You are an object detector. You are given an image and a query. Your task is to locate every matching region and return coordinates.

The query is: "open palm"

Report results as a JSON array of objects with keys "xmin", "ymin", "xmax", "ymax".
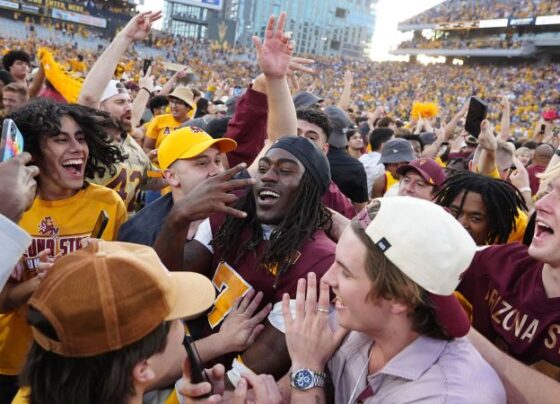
[{"xmin": 253, "ymin": 12, "xmax": 293, "ymax": 79}]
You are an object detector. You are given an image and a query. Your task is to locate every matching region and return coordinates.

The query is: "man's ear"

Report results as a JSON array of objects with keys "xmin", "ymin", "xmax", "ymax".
[
  {"xmin": 163, "ymin": 169, "xmax": 180, "ymax": 187},
  {"xmin": 390, "ymin": 300, "xmax": 410, "ymax": 316},
  {"xmin": 323, "ymin": 143, "xmax": 330, "ymax": 154},
  {"xmin": 132, "ymin": 359, "xmax": 156, "ymax": 385}
]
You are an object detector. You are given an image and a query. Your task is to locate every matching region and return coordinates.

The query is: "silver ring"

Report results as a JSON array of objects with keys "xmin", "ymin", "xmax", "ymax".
[{"xmin": 317, "ymin": 307, "xmax": 329, "ymax": 314}]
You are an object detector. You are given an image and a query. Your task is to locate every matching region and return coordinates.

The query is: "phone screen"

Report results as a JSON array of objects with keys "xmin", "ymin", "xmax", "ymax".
[
  {"xmin": 183, "ymin": 334, "xmax": 211, "ymax": 397},
  {"xmin": 464, "ymin": 97, "xmax": 488, "ymax": 138},
  {"xmin": 91, "ymin": 210, "xmax": 109, "ymax": 239},
  {"xmin": 142, "ymin": 59, "xmax": 152, "ymax": 76},
  {"xmin": 1, "ymin": 119, "xmax": 25, "ymax": 162}
]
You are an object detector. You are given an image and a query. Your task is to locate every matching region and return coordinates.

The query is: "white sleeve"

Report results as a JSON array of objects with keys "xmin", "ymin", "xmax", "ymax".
[
  {"xmin": 0, "ymin": 214, "xmax": 31, "ymax": 290},
  {"xmin": 193, "ymin": 218, "xmax": 214, "ymax": 254}
]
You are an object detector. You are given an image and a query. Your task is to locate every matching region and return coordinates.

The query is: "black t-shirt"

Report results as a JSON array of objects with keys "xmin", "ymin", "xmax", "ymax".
[{"xmin": 327, "ymin": 147, "xmax": 368, "ymax": 203}]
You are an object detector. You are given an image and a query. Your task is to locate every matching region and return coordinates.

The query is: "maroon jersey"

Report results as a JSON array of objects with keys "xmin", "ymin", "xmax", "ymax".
[
  {"xmin": 458, "ymin": 243, "xmax": 560, "ymax": 380},
  {"xmin": 204, "ymin": 213, "xmax": 336, "ymax": 330}
]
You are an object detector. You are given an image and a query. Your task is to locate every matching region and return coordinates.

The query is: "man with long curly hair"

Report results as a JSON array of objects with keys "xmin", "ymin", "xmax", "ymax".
[{"xmin": 0, "ymin": 98, "xmax": 126, "ymax": 402}]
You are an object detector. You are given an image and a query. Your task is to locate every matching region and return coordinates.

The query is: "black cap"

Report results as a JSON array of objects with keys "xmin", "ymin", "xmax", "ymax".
[
  {"xmin": 324, "ymin": 106, "xmax": 353, "ymax": 148},
  {"xmin": 293, "ymin": 91, "xmax": 323, "ymax": 109},
  {"xmin": 269, "ymin": 137, "xmax": 331, "ymax": 195}
]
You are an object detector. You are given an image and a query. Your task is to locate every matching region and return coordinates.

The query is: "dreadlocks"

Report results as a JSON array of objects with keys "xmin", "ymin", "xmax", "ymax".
[
  {"xmin": 9, "ymin": 98, "xmax": 126, "ymax": 179},
  {"xmin": 212, "ymin": 170, "xmax": 332, "ymax": 288},
  {"xmin": 435, "ymin": 171, "xmax": 527, "ymax": 244}
]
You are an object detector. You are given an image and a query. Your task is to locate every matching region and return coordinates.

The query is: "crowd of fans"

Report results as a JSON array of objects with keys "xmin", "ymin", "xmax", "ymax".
[
  {"xmin": 1, "ymin": 20, "xmax": 559, "ymax": 136},
  {"xmin": 403, "ymin": 0, "xmax": 560, "ymax": 25},
  {"xmin": 397, "ymin": 35, "xmax": 525, "ymax": 50},
  {"xmin": 1, "ymin": 7, "xmax": 560, "ymax": 404}
]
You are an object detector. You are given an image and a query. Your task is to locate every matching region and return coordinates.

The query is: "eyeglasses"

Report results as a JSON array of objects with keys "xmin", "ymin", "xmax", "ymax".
[{"xmin": 169, "ymin": 99, "xmax": 189, "ymax": 107}]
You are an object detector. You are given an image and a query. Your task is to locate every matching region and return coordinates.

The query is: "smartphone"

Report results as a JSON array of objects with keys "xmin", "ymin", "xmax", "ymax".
[
  {"xmin": 183, "ymin": 334, "xmax": 211, "ymax": 397},
  {"xmin": 91, "ymin": 210, "xmax": 109, "ymax": 239},
  {"xmin": 1, "ymin": 119, "xmax": 24, "ymax": 162},
  {"xmin": 464, "ymin": 97, "xmax": 488, "ymax": 138},
  {"xmin": 142, "ymin": 59, "xmax": 152, "ymax": 76},
  {"xmin": 540, "ymin": 124, "xmax": 546, "ymax": 135}
]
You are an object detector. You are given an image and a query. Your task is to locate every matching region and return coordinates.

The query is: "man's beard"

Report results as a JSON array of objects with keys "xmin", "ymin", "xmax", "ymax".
[{"xmin": 117, "ymin": 117, "xmax": 132, "ymax": 132}]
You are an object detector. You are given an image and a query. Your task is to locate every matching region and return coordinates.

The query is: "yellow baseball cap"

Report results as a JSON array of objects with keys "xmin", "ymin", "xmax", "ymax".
[{"xmin": 158, "ymin": 126, "xmax": 237, "ymax": 170}]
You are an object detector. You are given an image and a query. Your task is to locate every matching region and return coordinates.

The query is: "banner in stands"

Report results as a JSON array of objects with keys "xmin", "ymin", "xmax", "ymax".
[
  {"xmin": 479, "ymin": 18, "xmax": 509, "ymax": 28},
  {"xmin": 172, "ymin": 0, "xmax": 223, "ymax": 11},
  {"xmin": 0, "ymin": 0, "xmax": 18, "ymax": 10},
  {"xmin": 46, "ymin": 0, "xmax": 86, "ymax": 13},
  {"xmin": 435, "ymin": 20, "xmax": 480, "ymax": 30},
  {"xmin": 509, "ymin": 17, "xmax": 534, "ymax": 26},
  {"xmin": 206, "ymin": 15, "xmax": 236, "ymax": 46},
  {"xmin": 51, "ymin": 7, "xmax": 107, "ymax": 28},
  {"xmin": 536, "ymin": 15, "xmax": 560, "ymax": 25},
  {"xmin": 20, "ymin": 4, "xmax": 40, "ymax": 13}
]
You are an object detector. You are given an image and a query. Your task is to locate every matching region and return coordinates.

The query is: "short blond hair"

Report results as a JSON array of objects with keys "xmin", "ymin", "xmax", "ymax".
[
  {"xmin": 538, "ymin": 161, "xmax": 560, "ymax": 190},
  {"xmin": 3, "ymin": 82, "xmax": 29, "ymax": 101}
]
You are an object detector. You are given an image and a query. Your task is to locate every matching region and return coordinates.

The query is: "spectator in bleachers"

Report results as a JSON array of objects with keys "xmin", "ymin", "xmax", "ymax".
[
  {"xmin": 1, "ymin": 82, "xmax": 28, "ymax": 115},
  {"xmin": 2, "ymin": 50, "xmax": 30, "ymax": 86}
]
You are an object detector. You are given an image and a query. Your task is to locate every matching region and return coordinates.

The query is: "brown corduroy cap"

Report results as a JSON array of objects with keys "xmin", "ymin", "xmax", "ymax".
[{"xmin": 28, "ymin": 241, "xmax": 215, "ymax": 357}]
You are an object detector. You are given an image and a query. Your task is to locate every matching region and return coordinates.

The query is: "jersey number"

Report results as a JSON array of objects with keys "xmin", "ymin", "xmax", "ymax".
[
  {"xmin": 106, "ymin": 168, "xmax": 142, "ymax": 211},
  {"xmin": 207, "ymin": 262, "xmax": 252, "ymax": 329}
]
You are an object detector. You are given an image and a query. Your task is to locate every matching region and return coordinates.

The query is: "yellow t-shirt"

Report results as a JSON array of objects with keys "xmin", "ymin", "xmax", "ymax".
[
  {"xmin": 385, "ymin": 171, "xmax": 399, "ymax": 193},
  {"xmin": 507, "ymin": 209, "xmax": 529, "ymax": 243},
  {"xmin": 68, "ymin": 59, "xmax": 86, "ymax": 73},
  {"xmin": 0, "ymin": 183, "xmax": 126, "ymax": 376},
  {"xmin": 91, "ymin": 134, "xmax": 157, "ymax": 213},
  {"xmin": 145, "ymin": 114, "xmax": 183, "ymax": 149}
]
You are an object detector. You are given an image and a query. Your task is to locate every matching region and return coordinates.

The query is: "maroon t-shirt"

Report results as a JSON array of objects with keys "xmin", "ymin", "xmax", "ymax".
[
  {"xmin": 458, "ymin": 243, "xmax": 560, "ymax": 380},
  {"xmin": 322, "ymin": 181, "xmax": 356, "ymax": 219},
  {"xmin": 527, "ymin": 164, "xmax": 546, "ymax": 196}
]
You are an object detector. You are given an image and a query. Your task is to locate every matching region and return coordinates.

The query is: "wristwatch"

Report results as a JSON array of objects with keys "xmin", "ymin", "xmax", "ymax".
[{"xmin": 290, "ymin": 368, "xmax": 327, "ymax": 391}]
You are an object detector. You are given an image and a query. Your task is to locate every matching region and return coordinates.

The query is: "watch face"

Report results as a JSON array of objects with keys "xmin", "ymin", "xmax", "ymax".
[{"xmin": 294, "ymin": 369, "xmax": 313, "ymax": 389}]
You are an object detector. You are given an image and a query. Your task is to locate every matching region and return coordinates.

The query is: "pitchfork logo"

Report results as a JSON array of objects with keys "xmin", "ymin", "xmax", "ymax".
[{"xmin": 38, "ymin": 216, "xmax": 59, "ymax": 236}]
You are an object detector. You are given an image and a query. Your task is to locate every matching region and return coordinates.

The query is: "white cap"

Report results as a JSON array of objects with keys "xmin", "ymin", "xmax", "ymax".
[
  {"xmin": 100, "ymin": 80, "xmax": 128, "ymax": 103},
  {"xmin": 364, "ymin": 197, "xmax": 476, "ymax": 295}
]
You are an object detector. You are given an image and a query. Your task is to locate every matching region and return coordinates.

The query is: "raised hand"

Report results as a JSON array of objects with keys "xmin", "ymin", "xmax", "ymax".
[
  {"xmin": 509, "ymin": 156, "xmax": 530, "ymax": 192},
  {"xmin": 217, "ymin": 289, "xmax": 272, "ymax": 353},
  {"xmin": 282, "ymin": 272, "xmax": 348, "ymax": 372},
  {"xmin": 138, "ymin": 65, "xmax": 154, "ymax": 93},
  {"xmin": 120, "ymin": 11, "xmax": 162, "ymax": 42},
  {"xmin": 478, "ymin": 120, "xmax": 497, "ymax": 151},
  {"xmin": 343, "ymin": 69, "xmax": 353, "ymax": 85},
  {"xmin": 0, "ymin": 152, "xmax": 39, "ymax": 223},
  {"xmin": 170, "ymin": 163, "xmax": 256, "ymax": 223},
  {"xmin": 175, "ymin": 360, "xmax": 224, "ymax": 403},
  {"xmin": 252, "ymin": 12, "xmax": 293, "ymax": 79}
]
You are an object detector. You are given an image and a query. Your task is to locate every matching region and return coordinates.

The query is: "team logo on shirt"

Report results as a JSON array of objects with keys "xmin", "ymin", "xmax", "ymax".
[{"xmin": 38, "ymin": 216, "xmax": 59, "ymax": 236}]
